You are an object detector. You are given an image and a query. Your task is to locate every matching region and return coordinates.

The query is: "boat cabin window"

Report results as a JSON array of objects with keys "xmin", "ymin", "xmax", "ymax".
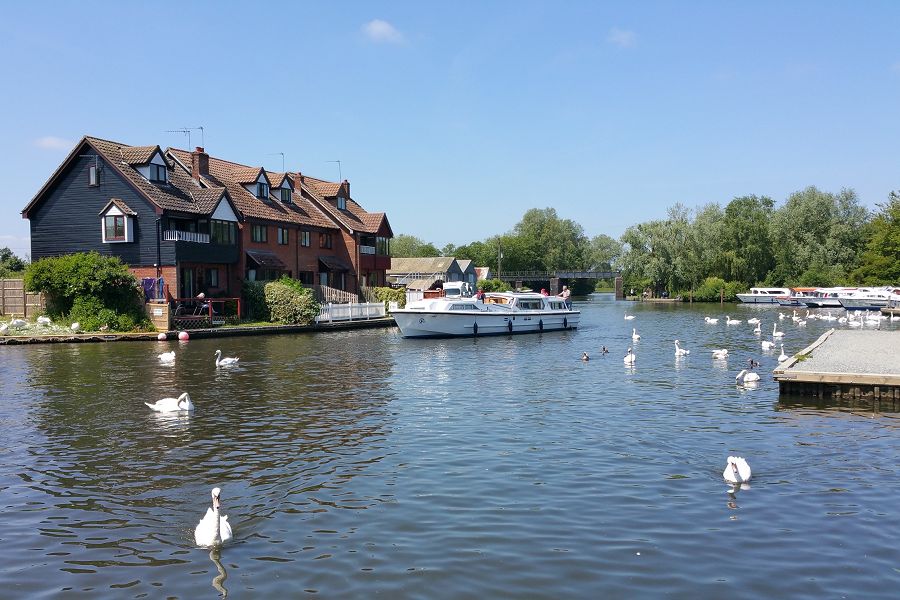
[
  {"xmin": 549, "ymin": 301, "xmax": 566, "ymax": 310},
  {"xmin": 516, "ymin": 300, "xmax": 544, "ymax": 310},
  {"xmin": 449, "ymin": 304, "xmax": 479, "ymax": 311},
  {"xmin": 485, "ymin": 296, "xmax": 510, "ymax": 304}
]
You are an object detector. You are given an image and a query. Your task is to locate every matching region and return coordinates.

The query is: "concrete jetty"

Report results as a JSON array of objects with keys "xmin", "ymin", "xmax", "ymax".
[{"xmin": 774, "ymin": 329, "xmax": 900, "ymax": 403}]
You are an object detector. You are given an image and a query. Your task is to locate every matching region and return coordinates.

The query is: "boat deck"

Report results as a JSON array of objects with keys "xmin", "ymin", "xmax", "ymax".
[{"xmin": 774, "ymin": 329, "xmax": 900, "ymax": 404}]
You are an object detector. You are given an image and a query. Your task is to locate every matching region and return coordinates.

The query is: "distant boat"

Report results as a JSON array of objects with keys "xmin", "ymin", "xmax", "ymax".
[
  {"xmin": 776, "ymin": 287, "xmax": 818, "ymax": 307},
  {"xmin": 736, "ymin": 287, "xmax": 791, "ymax": 304},
  {"xmin": 393, "ymin": 292, "xmax": 580, "ymax": 338},
  {"xmin": 837, "ymin": 287, "xmax": 898, "ymax": 311}
]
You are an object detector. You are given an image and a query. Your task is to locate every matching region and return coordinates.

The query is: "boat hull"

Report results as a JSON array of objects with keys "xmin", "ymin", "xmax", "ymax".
[
  {"xmin": 736, "ymin": 294, "xmax": 783, "ymax": 304},
  {"xmin": 393, "ymin": 310, "xmax": 580, "ymax": 338}
]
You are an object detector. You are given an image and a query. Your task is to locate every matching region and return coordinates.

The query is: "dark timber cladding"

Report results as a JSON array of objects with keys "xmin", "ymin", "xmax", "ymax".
[{"xmin": 774, "ymin": 329, "xmax": 900, "ymax": 404}]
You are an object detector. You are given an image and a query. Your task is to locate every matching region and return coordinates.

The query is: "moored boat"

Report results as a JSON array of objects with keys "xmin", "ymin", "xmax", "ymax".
[
  {"xmin": 736, "ymin": 287, "xmax": 791, "ymax": 304},
  {"xmin": 801, "ymin": 287, "xmax": 857, "ymax": 308},
  {"xmin": 392, "ymin": 291, "xmax": 580, "ymax": 338},
  {"xmin": 776, "ymin": 287, "xmax": 818, "ymax": 307},
  {"xmin": 837, "ymin": 287, "xmax": 899, "ymax": 310}
]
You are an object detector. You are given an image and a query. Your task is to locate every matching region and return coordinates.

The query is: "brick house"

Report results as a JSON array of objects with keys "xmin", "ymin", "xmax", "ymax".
[{"xmin": 22, "ymin": 135, "xmax": 393, "ymax": 304}]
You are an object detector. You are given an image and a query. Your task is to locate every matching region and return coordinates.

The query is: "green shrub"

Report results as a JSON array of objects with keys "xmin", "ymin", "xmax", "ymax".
[
  {"xmin": 66, "ymin": 295, "xmax": 147, "ymax": 332},
  {"xmin": 373, "ymin": 286, "xmax": 405, "ymax": 310},
  {"xmin": 693, "ymin": 277, "xmax": 746, "ymax": 302},
  {"xmin": 477, "ymin": 278, "xmax": 511, "ymax": 292},
  {"xmin": 242, "ymin": 281, "xmax": 269, "ymax": 321},
  {"xmin": 264, "ymin": 280, "xmax": 319, "ymax": 324},
  {"xmin": 25, "ymin": 252, "xmax": 141, "ymax": 316}
]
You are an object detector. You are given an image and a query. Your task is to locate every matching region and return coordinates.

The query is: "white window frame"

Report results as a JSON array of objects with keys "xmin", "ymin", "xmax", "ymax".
[{"xmin": 100, "ymin": 206, "xmax": 134, "ymax": 243}]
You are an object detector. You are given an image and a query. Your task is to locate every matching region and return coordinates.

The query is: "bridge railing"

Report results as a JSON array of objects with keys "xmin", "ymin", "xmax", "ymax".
[{"xmin": 495, "ymin": 271, "xmax": 621, "ymax": 281}]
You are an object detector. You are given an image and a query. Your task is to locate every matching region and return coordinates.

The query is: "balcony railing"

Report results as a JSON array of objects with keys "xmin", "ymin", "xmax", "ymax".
[
  {"xmin": 359, "ymin": 245, "xmax": 376, "ymax": 255},
  {"xmin": 163, "ymin": 230, "xmax": 210, "ymax": 243}
]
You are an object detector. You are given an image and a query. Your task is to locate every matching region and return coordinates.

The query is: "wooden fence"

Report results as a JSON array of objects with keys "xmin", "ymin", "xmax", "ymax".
[{"xmin": 0, "ymin": 279, "xmax": 44, "ymax": 317}]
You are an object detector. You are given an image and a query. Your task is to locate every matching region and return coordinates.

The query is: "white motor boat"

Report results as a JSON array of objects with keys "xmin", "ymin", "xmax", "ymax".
[
  {"xmin": 800, "ymin": 287, "xmax": 857, "ymax": 308},
  {"xmin": 837, "ymin": 287, "xmax": 898, "ymax": 310},
  {"xmin": 736, "ymin": 287, "xmax": 791, "ymax": 304},
  {"xmin": 392, "ymin": 292, "xmax": 580, "ymax": 338}
]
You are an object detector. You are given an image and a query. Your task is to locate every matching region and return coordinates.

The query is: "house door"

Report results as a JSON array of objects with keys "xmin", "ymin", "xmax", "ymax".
[{"xmin": 180, "ymin": 267, "xmax": 195, "ymax": 298}]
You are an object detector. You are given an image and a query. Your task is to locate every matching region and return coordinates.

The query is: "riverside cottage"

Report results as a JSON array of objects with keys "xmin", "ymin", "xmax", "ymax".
[{"xmin": 22, "ymin": 136, "xmax": 393, "ymax": 309}]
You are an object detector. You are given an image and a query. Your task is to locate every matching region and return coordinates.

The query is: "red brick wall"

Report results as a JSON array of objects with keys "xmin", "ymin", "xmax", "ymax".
[{"xmin": 130, "ymin": 265, "xmax": 177, "ymax": 300}]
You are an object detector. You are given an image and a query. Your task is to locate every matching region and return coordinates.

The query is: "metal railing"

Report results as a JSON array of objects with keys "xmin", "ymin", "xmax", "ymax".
[
  {"xmin": 163, "ymin": 230, "xmax": 210, "ymax": 243},
  {"xmin": 359, "ymin": 245, "xmax": 376, "ymax": 255},
  {"xmin": 315, "ymin": 302, "xmax": 386, "ymax": 323}
]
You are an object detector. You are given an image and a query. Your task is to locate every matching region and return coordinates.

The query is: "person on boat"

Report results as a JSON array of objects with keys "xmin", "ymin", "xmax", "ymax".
[
  {"xmin": 540, "ymin": 288, "xmax": 549, "ymax": 296},
  {"xmin": 475, "ymin": 288, "xmax": 485, "ymax": 302},
  {"xmin": 559, "ymin": 285, "xmax": 571, "ymax": 308}
]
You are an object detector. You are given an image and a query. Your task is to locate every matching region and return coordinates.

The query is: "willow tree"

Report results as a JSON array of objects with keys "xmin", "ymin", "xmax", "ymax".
[
  {"xmin": 853, "ymin": 191, "xmax": 900, "ymax": 284},
  {"xmin": 720, "ymin": 195, "xmax": 775, "ymax": 286}
]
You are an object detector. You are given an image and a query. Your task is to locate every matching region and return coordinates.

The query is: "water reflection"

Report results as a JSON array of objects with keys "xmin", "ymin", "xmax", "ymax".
[{"xmin": 209, "ymin": 547, "xmax": 228, "ymax": 597}]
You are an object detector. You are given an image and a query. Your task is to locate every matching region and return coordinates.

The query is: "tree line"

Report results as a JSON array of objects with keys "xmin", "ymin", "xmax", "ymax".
[{"xmin": 393, "ymin": 186, "xmax": 900, "ymax": 296}]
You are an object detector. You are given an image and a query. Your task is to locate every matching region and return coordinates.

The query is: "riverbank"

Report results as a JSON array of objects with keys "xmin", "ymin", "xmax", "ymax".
[{"xmin": 0, "ymin": 316, "xmax": 396, "ymax": 344}]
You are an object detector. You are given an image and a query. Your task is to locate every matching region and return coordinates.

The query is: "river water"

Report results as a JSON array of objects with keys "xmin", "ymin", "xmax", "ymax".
[{"xmin": 2, "ymin": 295, "xmax": 899, "ymax": 598}]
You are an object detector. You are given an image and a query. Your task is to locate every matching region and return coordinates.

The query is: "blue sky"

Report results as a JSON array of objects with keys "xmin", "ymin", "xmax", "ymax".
[{"xmin": 2, "ymin": 1, "xmax": 898, "ymax": 258}]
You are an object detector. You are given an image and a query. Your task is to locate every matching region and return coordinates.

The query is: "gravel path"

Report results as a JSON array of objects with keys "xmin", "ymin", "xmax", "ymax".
[{"xmin": 788, "ymin": 329, "xmax": 900, "ymax": 375}]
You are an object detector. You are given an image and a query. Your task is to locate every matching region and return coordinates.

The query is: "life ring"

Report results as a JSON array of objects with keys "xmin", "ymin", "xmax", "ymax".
[
  {"xmin": 508, "ymin": 320, "xmax": 513, "ymax": 333},
  {"xmin": 563, "ymin": 317, "xmax": 568, "ymax": 329},
  {"xmin": 539, "ymin": 319, "xmax": 544, "ymax": 331},
  {"xmin": 473, "ymin": 322, "xmax": 478, "ymax": 337}
]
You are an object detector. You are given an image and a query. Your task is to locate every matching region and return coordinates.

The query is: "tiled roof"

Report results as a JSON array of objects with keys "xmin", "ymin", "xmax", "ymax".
[
  {"xmin": 298, "ymin": 175, "xmax": 387, "ymax": 234},
  {"xmin": 85, "ymin": 136, "xmax": 225, "ymax": 216},
  {"xmin": 303, "ymin": 175, "xmax": 342, "ymax": 197},
  {"xmin": 387, "ymin": 257, "xmax": 457, "ymax": 275},
  {"xmin": 167, "ymin": 149, "xmax": 338, "ymax": 229},
  {"xmin": 120, "ymin": 145, "xmax": 160, "ymax": 165},
  {"xmin": 98, "ymin": 197, "xmax": 138, "ymax": 216}
]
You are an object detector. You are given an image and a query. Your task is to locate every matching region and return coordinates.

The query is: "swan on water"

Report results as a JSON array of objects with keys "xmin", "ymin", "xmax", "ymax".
[
  {"xmin": 791, "ymin": 310, "xmax": 801, "ymax": 322},
  {"xmin": 778, "ymin": 344, "xmax": 788, "ymax": 362},
  {"xmin": 704, "ymin": 316, "xmax": 719, "ymax": 324},
  {"xmin": 735, "ymin": 369, "xmax": 761, "ymax": 384},
  {"xmin": 753, "ymin": 321, "xmax": 762, "ymax": 334},
  {"xmin": 711, "ymin": 349, "xmax": 729, "ymax": 359},
  {"xmin": 674, "ymin": 340, "xmax": 690, "ymax": 356},
  {"xmin": 144, "ymin": 392, "xmax": 194, "ymax": 412},
  {"xmin": 797, "ymin": 319, "xmax": 807, "ymax": 327},
  {"xmin": 215, "ymin": 349, "xmax": 240, "ymax": 367},
  {"xmin": 158, "ymin": 350, "xmax": 176, "ymax": 363},
  {"xmin": 624, "ymin": 313, "xmax": 635, "ymax": 320},
  {"xmin": 747, "ymin": 318, "xmax": 761, "ymax": 325},
  {"xmin": 723, "ymin": 456, "xmax": 752, "ymax": 483},
  {"xmin": 778, "ymin": 313, "xmax": 786, "ymax": 320},
  {"xmin": 624, "ymin": 347, "xmax": 636, "ymax": 364},
  {"xmin": 772, "ymin": 323, "xmax": 784, "ymax": 338},
  {"xmin": 761, "ymin": 340, "xmax": 775, "ymax": 350},
  {"xmin": 195, "ymin": 487, "xmax": 233, "ymax": 547},
  {"xmin": 725, "ymin": 316, "xmax": 741, "ymax": 325},
  {"xmin": 632, "ymin": 328, "xmax": 641, "ymax": 341}
]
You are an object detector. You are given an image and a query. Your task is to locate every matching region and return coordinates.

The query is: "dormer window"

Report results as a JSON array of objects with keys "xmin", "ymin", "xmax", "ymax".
[
  {"xmin": 336, "ymin": 196, "xmax": 346, "ymax": 210},
  {"xmin": 280, "ymin": 188, "xmax": 292, "ymax": 204},
  {"xmin": 257, "ymin": 182, "xmax": 270, "ymax": 199},
  {"xmin": 149, "ymin": 163, "xmax": 167, "ymax": 183},
  {"xmin": 99, "ymin": 200, "xmax": 135, "ymax": 243},
  {"xmin": 104, "ymin": 215, "xmax": 126, "ymax": 241}
]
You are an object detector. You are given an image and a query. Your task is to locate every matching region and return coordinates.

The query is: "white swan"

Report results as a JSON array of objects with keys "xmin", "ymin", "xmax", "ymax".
[
  {"xmin": 778, "ymin": 312, "xmax": 786, "ymax": 320},
  {"xmin": 711, "ymin": 349, "xmax": 729, "ymax": 359},
  {"xmin": 632, "ymin": 328, "xmax": 641, "ymax": 341},
  {"xmin": 753, "ymin": 321, "xmax": 762, "ymax": 334},
  {"xmin": 723, "ymin": 456, "xmax": 751, "ymax": 483},
  {"xmin": 624, "ymin": 313, "xmax": 635, "ymax": 320},
  {"xmin": 797, "ymin": 319, "xmax": 807, "ymax": 327},
  {"xmin": 144, "ymin": 392, "xmax": 194, "ymax": 412},
  {"xmin": 215, "ymin": 349, "xmax": 240, "ymax": 367},
  {"xmin": 735, "ymin": 369, "xmax": 761, "ymax": 384},
  {"xmin": 0, "ymin": 323, "xmax": 7, "ymax": 335},
  {"xmin": 726, "ymin": 315, "xmax": 741, "ymax": 325},
  {"xmin": 772, "ymin": 323, "xmax": 784, "ymax": 338},
  {"xmin": 761, "ymin": 340, "xmax": 775, "ymax": 350},
  {"xmin": 674, "ymin": 340, "xmax": 690, "ymax": 356},
  {"xmin": 70, "ymin": 322, "xmax": 81, "ymax": 332},
  {"xmin": 704, "ymin": 316, "xmax": 719, "ymax": 324},
  {"xmin": 778, "ymin": 344, "xmax": 788, "ymax": 362},
  {"xmin": 791, "ymin": 310, "xmax": 800, "ymax": 322},
  {"xmin": 37, "ymin": 316, "xmax": 52, "ymax": 325},
  {"xmin": 195, "ymin": 487, "xmax": 233, "ymax": 547},
  {"xmin": 747, "ymin": 317, "xmax": 761, "ymax": 324},
  {"xmin": 623, "ymin": 347, "xmax": 635, "ymax": 364},
  {"xmin": 10, "ymin": 318, "xmax": 27, "ymax": 328},
  {"xmin": 158, "ymin": 350, "xmax": 176, "ymax": 363}
]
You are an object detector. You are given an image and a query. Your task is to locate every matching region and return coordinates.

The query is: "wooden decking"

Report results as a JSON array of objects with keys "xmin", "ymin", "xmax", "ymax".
[{"xmin": 774, "ymin": 328, "xmax": 900, "ymax": 401}]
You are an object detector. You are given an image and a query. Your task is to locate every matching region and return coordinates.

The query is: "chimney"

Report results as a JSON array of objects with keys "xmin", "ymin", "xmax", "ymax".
[
  {"xmin": 342, "ymin": 179, "xmax": 349, "ymax": 197},
  {"xmin": 191, "ymin": 146, "xmax": 209, "ymax": 180}
]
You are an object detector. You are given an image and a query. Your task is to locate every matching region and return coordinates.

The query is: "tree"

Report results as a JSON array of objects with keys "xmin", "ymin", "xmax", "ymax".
[
  {"xmin": 852, "ymin": 191, "xmax": 900, "ymax": 284},
  {"xmin": 510, "ymin": 208, "xmax": 589, "ymax": 271},
  {"xmin": 587, "ymin": 234, "xmax": 622, "ymax": 271},
  {"xmin": 720, "ymin": 195, "xmax": 775, "ymax": 286},
  {"xmin": 0, "ymin": 247, "xmax": 26, "ymax": 278},
  {"xmin": 390, "ymin": 234, "xmax": 440, "ymax": 257}
]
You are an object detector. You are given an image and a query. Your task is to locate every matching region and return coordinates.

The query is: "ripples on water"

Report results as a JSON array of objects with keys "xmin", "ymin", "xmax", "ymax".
[{"xmin": 1, "ymin": 297, "xmax": 899, "ymax": 598}]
